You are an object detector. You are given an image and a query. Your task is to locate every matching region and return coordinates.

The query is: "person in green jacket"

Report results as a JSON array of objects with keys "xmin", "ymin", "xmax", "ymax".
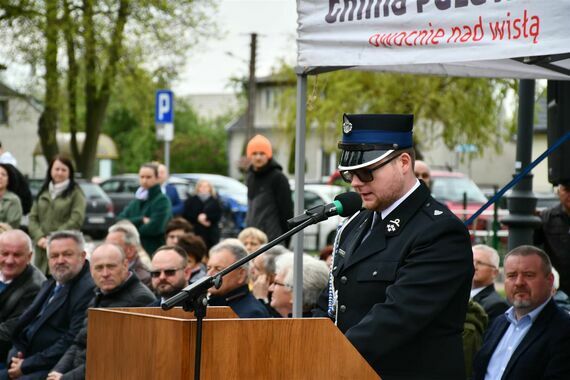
[
  {"xmin": 28, "ymin": 156, "xmax": 86, "ymax": 274},
  {"xmin": 0, "ymin": 164, "xmax": 23, "ymax": 228},
  {"xmin": 118, "ymin": 163, "xmax": 172, "ymax": 255}
]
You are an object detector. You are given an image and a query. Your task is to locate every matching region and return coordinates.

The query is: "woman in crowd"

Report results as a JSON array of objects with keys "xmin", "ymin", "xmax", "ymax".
[
  {"xmin": 269, "ymin": 252, "xmax": 329, "ymax": 318},
  {"xmin": 182, "ymin": 179, "xmax": 222, "ymax": 249},
  {"xmin": 237, "ymin": 227, "xmax": 268, "ymax": 254},
  {"xmin": 176, "ymin": 233, "xmax": 208, "ymax": 284},
  {"xmin": 28, "ymin": 156, "xmax": 86, "ymax": 273},
  {"xmin": 0, "ymin": 163, "xmax": 23, "ymax": 228}
]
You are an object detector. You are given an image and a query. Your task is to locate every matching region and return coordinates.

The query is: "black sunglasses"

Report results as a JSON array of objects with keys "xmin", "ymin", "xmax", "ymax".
[
  {"xmin": 149, "ymin": 268, "xmax": 185, "ymax": 278},
  {"xmin": 340, "ymin": 155, "xmax": 397, "ymax": 183}
]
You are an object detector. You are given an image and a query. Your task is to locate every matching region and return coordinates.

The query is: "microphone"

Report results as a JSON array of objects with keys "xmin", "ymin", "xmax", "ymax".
[{"xmin": 287, "ymin": 191, "xmax": 362, "ymax": 228}]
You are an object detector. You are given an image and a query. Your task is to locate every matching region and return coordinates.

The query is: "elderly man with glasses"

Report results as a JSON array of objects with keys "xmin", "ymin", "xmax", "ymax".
[
  {"xmin": 314, "ymin": 113, "xmax": 473, "ymax": 380},
  {"xmin": 471, "ymin": 244, "xmax": 509, "ymax": 326}
]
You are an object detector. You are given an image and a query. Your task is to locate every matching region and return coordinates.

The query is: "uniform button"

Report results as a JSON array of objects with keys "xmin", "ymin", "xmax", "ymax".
[
  {"xmin": 339, "ymin": 305, "xmax": 347, "ymax": 312},
  {"xmin": 340, "ymin": 276, "xmax": 348, "ymax": 284},
  {"xmin": 372, "ymin": 271, "xmax": 378, "ymax": 277},
  {"xmin": 426, "ymin": 202, "xmax": 431, "ymax": 207},
  {"xmin": 333, "ymin": 266, "xmax": 337, "ymax": 271}
]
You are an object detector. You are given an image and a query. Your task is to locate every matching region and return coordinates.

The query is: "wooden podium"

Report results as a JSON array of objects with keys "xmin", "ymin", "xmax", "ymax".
[{"xmin": 85, "ymin": 307, "xmax": 379, "ymax": 379}]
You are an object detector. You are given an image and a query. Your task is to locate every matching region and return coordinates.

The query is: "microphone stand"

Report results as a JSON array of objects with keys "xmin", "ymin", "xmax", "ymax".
[{"xmin": 162, "ymin": 216, "xmax": 320, "ymax": 380}]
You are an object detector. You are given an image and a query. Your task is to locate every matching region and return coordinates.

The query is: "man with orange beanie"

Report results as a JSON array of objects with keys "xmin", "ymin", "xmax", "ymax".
[{"xmin": 245, "ymin": 134, "xmax": 293, "ymax": 244}]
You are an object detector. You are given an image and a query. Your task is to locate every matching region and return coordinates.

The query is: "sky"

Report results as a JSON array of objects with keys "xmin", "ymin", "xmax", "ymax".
[
  {"xmin": 0, "ymin": 0, "xmax": 298, "ymax": 96},
  {"xmin": 175, "ymin": 0, "xmax": 298, "ymax": 95}
]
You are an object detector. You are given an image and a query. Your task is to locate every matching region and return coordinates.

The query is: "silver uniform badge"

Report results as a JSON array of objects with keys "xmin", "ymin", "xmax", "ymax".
[
  {"xmin": 386, "ymin": 218, "xmax": 400, "ymax": 233},
  {"xmin": 343, "ymin": 120, "xmax": 352, "ymax": 134}
]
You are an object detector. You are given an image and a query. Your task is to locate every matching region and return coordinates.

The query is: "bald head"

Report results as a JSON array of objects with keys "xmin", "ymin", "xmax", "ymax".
[{"xmin": 90, "ymin": 243, "xmax": 129, "ymax": 293}]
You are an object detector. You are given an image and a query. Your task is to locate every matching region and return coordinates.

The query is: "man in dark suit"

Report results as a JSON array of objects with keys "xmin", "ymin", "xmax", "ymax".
[
  {"xmin": 471, "ymin": 244, "xmax": 509, "ymax": 325},
  {"xmin": 2, "ymin": 231, "xmax": 94, "ymax": 379},
  {"xmin": 473, "ymin": 245, "xmax": 570, "ymax": 379},
  {"xmin": 315, "ymin": 114, "xmax": 473, "ymax": 379},
  {"xmin": 47, "ymin": 243, "xmax": 156, "ymax": 379},
  {"xmin": 0, "ymin": 230, "xmax": 46, "ymax": 365},
  {"xmin": 207, "ymin": 239, "xmax": 270, "ymax": 318}
]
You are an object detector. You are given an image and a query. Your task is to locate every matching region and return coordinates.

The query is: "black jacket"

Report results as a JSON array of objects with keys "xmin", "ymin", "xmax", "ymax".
[
  {"xmin": 52, "ymin": 272, "xmax": 156, "ymax": 380},
  {"xmin": 10, "ymin": 261, "xmax": 94, "ymax": 376},
  {"xmin": 534, "ymin": 204, "xmax": 570, "ymax": 294},
  {"xmin": 316, "ymin": 183, "xmax": 473, "ymax": 379},
  {"xmin": 0, "ymin": 265, "xmax": 46, "ymax": 362},
  {"xmin": 472, "ymin": 284, "xmax": 509, "ymax": 326},
  {"xmin": 473, "ymin": 299, "xmax": 570, "ymax": 380},
  {"xmin": 183, "ymin": 195, "xmax": 222, "ymax": 249},
  {"xmin": 245, "ymin": 159, "xmax": 293, "ymax": 242},
  {"xmin": 208, "ymin": 285, "xmax": 271, "ymax": 318}
]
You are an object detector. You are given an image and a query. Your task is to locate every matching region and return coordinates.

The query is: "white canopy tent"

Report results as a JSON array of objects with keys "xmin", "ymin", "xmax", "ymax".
[{"xmin": 290, "ymin": 0, "xmax": 570, "ymax": 316}]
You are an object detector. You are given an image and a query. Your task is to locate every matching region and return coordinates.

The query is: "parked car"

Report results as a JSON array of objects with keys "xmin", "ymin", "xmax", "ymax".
[
  {"xmin": 290, "ymin": 183, "xmax": 348, "ymax": 251},
  {"xmin": 77, "ymin": 180, "xmax": 115, "ymax": 239},
  {"xmin": 27, "ymin": 178, "xmax": 115, "ymax": 239},
  {"xmin": 172, "ymin": 173, "xmax": 248, "ymax": 237},
  {"xmin": 99, "ymin": 174, "xmax": 191, "ymax": 215},
  {"xmin": 430, "ymin": 170, "xmax": 507, "ymax": 241}
]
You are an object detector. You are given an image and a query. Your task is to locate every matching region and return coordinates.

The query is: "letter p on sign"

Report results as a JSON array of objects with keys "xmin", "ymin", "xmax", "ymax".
[{"xmin": 155, "ymin": 90, "xmax": 174, "ymax": 124}]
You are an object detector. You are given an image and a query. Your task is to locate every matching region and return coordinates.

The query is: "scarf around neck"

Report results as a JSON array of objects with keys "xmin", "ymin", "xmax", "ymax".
[{"xmin": 49, "ymin": 179, "xmax": 70, "ymax": 200}]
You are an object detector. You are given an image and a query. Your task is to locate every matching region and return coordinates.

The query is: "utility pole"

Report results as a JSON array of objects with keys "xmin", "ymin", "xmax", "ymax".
[{"xmin": 245, "ymin": 33, "xmax": 257, "ymax": 141}]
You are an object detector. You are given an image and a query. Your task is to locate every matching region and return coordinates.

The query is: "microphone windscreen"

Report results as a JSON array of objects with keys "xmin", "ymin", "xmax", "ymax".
[{"xmin": 334, "ymin": 191, "xmax": 362, "ymax": 217}]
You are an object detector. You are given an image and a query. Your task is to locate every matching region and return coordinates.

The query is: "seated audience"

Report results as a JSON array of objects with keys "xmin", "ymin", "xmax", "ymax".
[
  {"xmin": 47, "ymin": 243, "xmax": 155, "ymax": 379},
  {"xmin": 207, "ymin": 239, "xmax": 270, "ymax": 318},
  {"xmin": 0, "ymin": 164, "xmax": 23, "ymax": 229},
  {"xmin": 471, "ymin": 244, "xmax": 509, "ymax": 326},
  {"xmin": 176, "ymin": 234, "xmax": 207, "ymax": 284},
  {"xmin": 148, "ymin": 246, "xmax": 192, "ymax": 306},
  {"xmin": 237, "ymin": 227, "xmax": 267, "ymax": 254},
  {"xmin": 105, "ymin": 222, "xmax": 151, "ymax": 288},
  {"xmin": 463, "ymin": 299, "xmax": 488, "ymax": 380},
  {"xmin": 165, "ymin": 217, "xmax": 194, "ymax": 246},
  {"xmin": 552, "ymin": 267, "xmax": 570, "ymax": 313},
  {"xmin": 0, "ymin": 231, "xmax": 46, "ymax": 366},
  {"xmin": 250, "ymin": 245, "xmax": 288, "ymax": 317},
  {"xmin": 269, "ymin": 252, "xmax": 329, "ymax": 317},
  {"xmin": 3, "ymin": 231, "xmax": 94, "ymax": 379},
  {"xmin": 473, "ymin": 245, "xmax": 570, "ymax": 380}
]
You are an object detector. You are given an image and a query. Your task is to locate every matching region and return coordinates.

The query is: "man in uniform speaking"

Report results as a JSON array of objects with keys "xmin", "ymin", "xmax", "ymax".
[{"xmin": 316, "ymin": 114, "xmax": 473, "ymax": 379}]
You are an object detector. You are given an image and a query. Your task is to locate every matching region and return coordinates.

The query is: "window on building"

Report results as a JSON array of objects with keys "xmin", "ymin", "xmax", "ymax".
[{"xmin": 0, "ymin": 100, "xmax": 7, "ymax": 124}]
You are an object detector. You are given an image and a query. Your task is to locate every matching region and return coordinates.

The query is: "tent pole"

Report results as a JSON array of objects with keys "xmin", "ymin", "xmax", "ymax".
[
  {"xmin": 502, "ymin": 79, "xmax": 542, "ymax": 250},
  {"xmin": 292, "ymin": 72, "xmax": 307, "ymax": 317}
]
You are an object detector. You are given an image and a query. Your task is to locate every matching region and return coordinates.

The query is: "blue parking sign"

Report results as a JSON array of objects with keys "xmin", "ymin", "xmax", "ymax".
[{"xmin": 155, "ymin": 90, "xmax": 174, "ymax": 124}]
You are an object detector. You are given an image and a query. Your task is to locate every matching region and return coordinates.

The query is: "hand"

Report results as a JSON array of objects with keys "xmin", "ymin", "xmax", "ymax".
[
  {"xmin": 7, "ymin": 354, "xmax": 24, "ymax": 379},
  {"xmin": 142, "ymin": 216, "xmax": 150, "ymax": 224},
  {"xmin": 252, "ymin": 274, "xmax": 269, "ymax": 299},
  {"xmin": 37, "ymin": 237, "xmax": 47, "ymax": 249},
  {"xmin": 197, "ymin": 213, "xmax": 211, "ymax": 227},
  {"xmin": 47, "ymin": 371, "xmax": 63, "ymax": 380}
]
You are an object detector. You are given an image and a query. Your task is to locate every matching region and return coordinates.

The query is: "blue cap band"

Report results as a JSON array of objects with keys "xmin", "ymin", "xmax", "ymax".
[{"xmin": 342, "ymin": 130, "xmax": 413, "ymax": 147}]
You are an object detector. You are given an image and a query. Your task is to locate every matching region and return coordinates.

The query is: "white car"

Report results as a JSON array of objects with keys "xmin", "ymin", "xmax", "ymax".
[{"xmin": 291, "ymin": 183, "xmax": 349, "ymax": 251}]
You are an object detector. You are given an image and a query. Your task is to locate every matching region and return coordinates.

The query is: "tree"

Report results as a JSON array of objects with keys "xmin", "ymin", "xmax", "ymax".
[
  {"xmin": 0, "ymin": 0, "xmax": 215, "ymax": 178},
  {"xmin": 273, "ymin": 65, "xmax": 516, "ymax": 160}
]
